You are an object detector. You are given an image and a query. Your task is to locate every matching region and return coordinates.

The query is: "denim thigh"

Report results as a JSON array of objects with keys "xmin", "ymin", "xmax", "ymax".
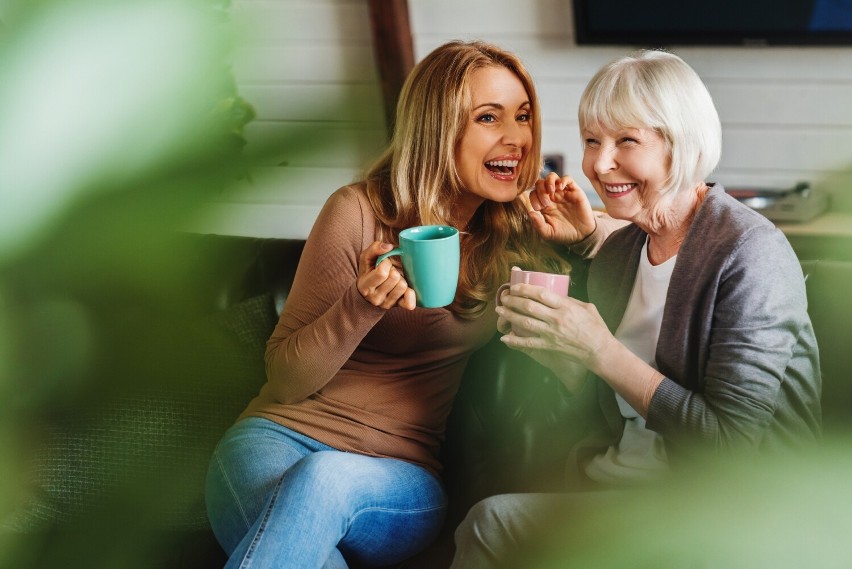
[
  {"xmin": 205, "ymin": 417, "xmax": 334, "ymax": 553},
  {"xmin": 206, "ymin": 417, "xmax": 448, "ymax": 567}
]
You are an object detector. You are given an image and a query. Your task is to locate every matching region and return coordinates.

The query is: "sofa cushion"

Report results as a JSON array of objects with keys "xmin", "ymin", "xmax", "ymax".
[
  {"xmin": 800, "ymin": 259, "xmax": 852, "ymax": 432},
  {"xmin": 10, "ymin": 293, "xmax": 278, "ymax": 533}
]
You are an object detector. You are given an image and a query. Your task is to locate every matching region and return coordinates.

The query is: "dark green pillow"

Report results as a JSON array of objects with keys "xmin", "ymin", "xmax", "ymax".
[{"xmin": 10, "ymin": 293, "xmax": 278, "ymax": 533}]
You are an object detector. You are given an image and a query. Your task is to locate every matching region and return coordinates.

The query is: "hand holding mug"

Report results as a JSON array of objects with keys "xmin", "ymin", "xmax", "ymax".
[
  {"xmin": 358, "ymin": 241, "xmax": 416, "ymax": 310},
  {"xmin": 496, "ymin": 268, "xmax": 570, "ymax": 336},
  {"xmin": 375, "ymin": 225, "xmax": 460, "ymax": 308},
  {"xmin": 498, "ymin": 280, "xmax": 614, "ymax": 375}
]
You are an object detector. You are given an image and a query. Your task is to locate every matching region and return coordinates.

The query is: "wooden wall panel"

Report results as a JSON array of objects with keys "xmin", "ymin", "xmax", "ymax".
[
  {"xmin": 193, "ymin": 0, "xmax": 390, "ymax": 237},
  {"xmin": 197, "ymin": 0, "xmax": 852, "ymax": 237},
  {"xmin": 231, "ymin": 0, "xmax": 375, "ymax": 43},
  {"xmin": 243, "ymin": 122, "xmax": 387, "ymax": 168},
  {"xmin": 240, "ymin": 84, "xmax": 384, "ymax": 123},
  {"xmin": 233, "ymin": 45, "xmax": 378, "ymax": 83},
  {"xmin": 410, "ymin": 0, "xmax": 852, "ymax": 209}
]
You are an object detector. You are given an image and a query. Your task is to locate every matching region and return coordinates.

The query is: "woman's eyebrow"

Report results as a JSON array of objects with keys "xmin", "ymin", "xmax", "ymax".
[
  {"xmin": 472, "ymin": 102, "xmax": 503, "ymax": 111},
  {"xmin": 472, "ymin": 101, "xmax": 531, "ymax": 111}
]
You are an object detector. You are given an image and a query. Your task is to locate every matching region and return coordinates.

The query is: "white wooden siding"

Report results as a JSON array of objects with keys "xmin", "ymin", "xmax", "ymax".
[
  {"xmin": 412, "ymin": 0, "xmax": 852, "ymax": 212},
  {"xmin": 194, "ymin": 0, "xmax": 852, "ymax": 237},
  {"xmin": 191, "ymin": 0, "xmax": 386, "ymax": 237}
]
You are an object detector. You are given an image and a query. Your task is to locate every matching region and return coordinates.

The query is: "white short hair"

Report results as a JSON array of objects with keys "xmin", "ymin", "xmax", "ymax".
[{"xmin": 578, "ymin": 50, "xmax": 722, "ymax": 196}]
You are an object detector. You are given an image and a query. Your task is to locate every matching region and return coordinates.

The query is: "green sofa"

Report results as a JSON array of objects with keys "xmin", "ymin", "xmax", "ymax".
[{"xmin": 4, "ymin": 234, "xmax": 849, "ymax": 569}]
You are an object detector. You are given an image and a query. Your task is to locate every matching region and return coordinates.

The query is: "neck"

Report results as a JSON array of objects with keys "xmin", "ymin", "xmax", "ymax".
[
  {"xmin": 646, "ymin": 230, "xmax": 686, "ymax": 265},
  {"xmin": 645, "ymin": 183, "xmax": 709, "ymax": 265},
  {"xmin": 451, "ymin": 197, "xmax": 485, "ymax": 233}
]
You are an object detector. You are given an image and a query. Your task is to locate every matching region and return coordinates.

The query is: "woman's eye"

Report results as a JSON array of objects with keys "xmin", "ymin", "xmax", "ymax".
[
  {"xmin": 620, "ymin": 137, "xmax": 639, "ymax": 145},
  {"xmin": 477, "ymin": 113, "xmax": 497, "ymax": 123},
  {"xmin": 584, "ymin": 138, "xmax": 600, "ymax": 147},
  {"xmin": 517, "ymin": 112, "xmax": 531, "ymax": 123}
]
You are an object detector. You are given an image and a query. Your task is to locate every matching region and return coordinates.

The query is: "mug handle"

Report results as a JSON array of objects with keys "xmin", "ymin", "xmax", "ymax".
[
  {"xmin": 495, "ymin": 283, "xmax": 511, "ymax": 306},
  {"xmin": 376, "ymin": 248, "xmax": 402, "ymax": 267}
]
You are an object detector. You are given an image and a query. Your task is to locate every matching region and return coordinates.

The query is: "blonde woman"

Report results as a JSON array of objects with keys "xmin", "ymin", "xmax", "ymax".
[{"xmin": 205, "ymin": 41, "xmax": 568, "ymax": 568}]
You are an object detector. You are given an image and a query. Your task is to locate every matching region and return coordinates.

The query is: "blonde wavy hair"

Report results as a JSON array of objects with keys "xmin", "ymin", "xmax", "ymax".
[{"xmin": 365, "ymin": 40, "xmax": 569, "ymax": 318}]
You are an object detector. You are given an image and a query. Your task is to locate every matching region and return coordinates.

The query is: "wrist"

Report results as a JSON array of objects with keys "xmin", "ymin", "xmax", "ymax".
[
  {"xmin": 585, "ymin": 332, "xmax": 616, "ymax": 377},
  {"xmin": 556, "ymin": 360, "xmax": 588, "ymax": 393},
  {"xmin": 641, "ymin": 370, "xmax": 665, "ymax": 412}
]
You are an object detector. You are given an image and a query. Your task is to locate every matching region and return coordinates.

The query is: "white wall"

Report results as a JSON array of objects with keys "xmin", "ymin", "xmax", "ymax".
[
  {"xmin": 412, "ymin": 0, "xmax": 852, "ymax": 212},
  {"xmin": 192, "ymin": 0, "xmax": 852, "ymax": 237},
  {"xmin": 190, "ymin": 0, "xmax": 387, "ymax": 238}
]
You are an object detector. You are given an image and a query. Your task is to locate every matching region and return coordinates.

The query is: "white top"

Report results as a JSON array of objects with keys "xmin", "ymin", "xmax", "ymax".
[{"xmin": 585, "ymin": 237, "xmax": 675, "ymax": 485}]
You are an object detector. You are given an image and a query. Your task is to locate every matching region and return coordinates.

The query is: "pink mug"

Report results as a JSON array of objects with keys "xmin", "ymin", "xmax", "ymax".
[{"xmin": 496, "ymin": 269, "xmax": 571, "ymax": 336}]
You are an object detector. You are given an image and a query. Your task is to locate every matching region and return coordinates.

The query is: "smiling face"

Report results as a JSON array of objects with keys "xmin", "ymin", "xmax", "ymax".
[
  {"xmin": 453, "ymin": 65, "xmax": 533, "ymax": 224},
  {"xmin": 581, "ymin": 124, "xmax": 674, "ymax": 228}
]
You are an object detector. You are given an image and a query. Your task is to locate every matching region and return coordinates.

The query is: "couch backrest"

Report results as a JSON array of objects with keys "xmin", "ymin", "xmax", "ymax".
[{"xmin": 800, "ymin": 259, "xmax": 852, "ymax": 433}]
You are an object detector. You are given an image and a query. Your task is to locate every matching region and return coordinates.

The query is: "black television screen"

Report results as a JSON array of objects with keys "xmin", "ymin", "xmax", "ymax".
[{"xmin": 573, "ymin": 0, "xmax": 852, "ymax": 46}]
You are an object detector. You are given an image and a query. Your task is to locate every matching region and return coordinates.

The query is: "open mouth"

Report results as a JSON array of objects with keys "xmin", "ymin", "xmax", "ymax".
[
  {"xmin": 485, "ymin": 159, "xmax": 519, "ymax": 178},
  {"xmin": 604, "ymin": 182, "xmax": 637, "ymax": 195}
]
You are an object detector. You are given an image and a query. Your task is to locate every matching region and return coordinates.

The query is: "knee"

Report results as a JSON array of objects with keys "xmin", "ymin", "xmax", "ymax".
[
  {"xmin": 455, "ymin": 496, "xmax": 511, "ymax": 549},
  {"xmin": 291, "ymin": 451, "xmax": 364, "ymax": 502},
  {"xmin": 296, "ymin": 451, "xmax": 354, "ymax": 480}
]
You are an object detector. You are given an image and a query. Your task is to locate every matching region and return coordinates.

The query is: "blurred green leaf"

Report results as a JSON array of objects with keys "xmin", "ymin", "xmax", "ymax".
[{"xmin": 0, "ymin": 0, "xmax": 243, "ymax": 264}]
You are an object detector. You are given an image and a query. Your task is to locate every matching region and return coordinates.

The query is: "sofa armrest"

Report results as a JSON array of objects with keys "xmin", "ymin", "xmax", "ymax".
[{"xmin": 800, "ymin": 259, "xmax": 852, "ymax": 433}]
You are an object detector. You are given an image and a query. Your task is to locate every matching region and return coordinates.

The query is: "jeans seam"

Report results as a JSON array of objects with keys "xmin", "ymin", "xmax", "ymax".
[
  {"xmin": 348, "ymin": 502, "xmax": 447, "ymax": 526},
  {"xmin": 239, "ymin": 477, "xmax": 284, "ymax": 569},
  {"xmin": 215, "ymin": 449, "xmax": 252, "ymax": 531}
]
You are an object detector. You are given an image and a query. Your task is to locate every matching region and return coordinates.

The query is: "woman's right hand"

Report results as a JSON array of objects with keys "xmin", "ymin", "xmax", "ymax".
[
  {"xmin": 357, "ymin": 241, "xmax": 417, "ymax": 310},
  {"xmin": 527, "ymin": 172, "xmax": 597, "ymax": 245}
]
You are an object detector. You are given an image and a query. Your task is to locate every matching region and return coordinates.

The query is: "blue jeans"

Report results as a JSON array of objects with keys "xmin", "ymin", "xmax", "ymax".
[{"xmin": 205, "ymin": 417, "xmax": 447, "ymax": 568}]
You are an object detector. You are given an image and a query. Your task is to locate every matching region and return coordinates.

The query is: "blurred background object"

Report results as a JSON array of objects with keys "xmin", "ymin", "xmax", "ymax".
[
  {"xmin": 0, "ymin": 0, "xmax": 269, "ymax": 566},
  {"xmin": 493, "ymin": 438, "xmax": 852, "ymax": 569},
  {"xmin": 0, "ymin": 0, "xmax": 251, "ymax": 265}
]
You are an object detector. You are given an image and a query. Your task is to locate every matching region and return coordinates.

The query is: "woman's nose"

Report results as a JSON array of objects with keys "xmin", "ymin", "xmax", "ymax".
[
  {"xmin": 502, "ymin": 120, "xmax": 525, "ymax": 147},
  {"xmin": 593, "ymin": 146, "xmax": 617, "ymax": 174}
]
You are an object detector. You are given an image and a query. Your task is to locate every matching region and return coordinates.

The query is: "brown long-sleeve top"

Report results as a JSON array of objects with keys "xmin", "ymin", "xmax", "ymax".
[{"xmin": 239, "ymin": 184, "xmax": 497, "ymax": 476}]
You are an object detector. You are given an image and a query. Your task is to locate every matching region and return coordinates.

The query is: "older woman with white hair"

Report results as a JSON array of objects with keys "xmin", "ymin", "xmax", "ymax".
[{"xmin": 451, "ymin": 50, "xmax": 821, "ymax": 568}]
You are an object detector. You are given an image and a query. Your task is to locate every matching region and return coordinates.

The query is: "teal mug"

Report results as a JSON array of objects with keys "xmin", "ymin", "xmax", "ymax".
[{"xmin": 376, "ymin": 225, "xmax": 460, "ymax": 308}]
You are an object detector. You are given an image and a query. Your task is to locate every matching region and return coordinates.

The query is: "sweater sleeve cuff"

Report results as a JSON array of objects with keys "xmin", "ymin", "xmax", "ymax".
[
  {"xmin": 645, "ymin": 376, "xmax": 688, "ymax": 434},
  {"xmin": 568, "ymin": 212, "xmax": 622, "ymax": 259}
]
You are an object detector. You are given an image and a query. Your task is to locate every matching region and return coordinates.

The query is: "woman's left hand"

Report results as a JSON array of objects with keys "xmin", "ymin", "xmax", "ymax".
[{"xmin": 496, "ymin": 283, "xmax": 614, "ymax": 375}]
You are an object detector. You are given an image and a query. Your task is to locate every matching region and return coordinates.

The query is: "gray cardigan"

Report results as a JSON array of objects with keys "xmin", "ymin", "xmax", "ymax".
[{"xmin": 572, "ymin": 185, "xmax": 821, "ymax": 474}]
